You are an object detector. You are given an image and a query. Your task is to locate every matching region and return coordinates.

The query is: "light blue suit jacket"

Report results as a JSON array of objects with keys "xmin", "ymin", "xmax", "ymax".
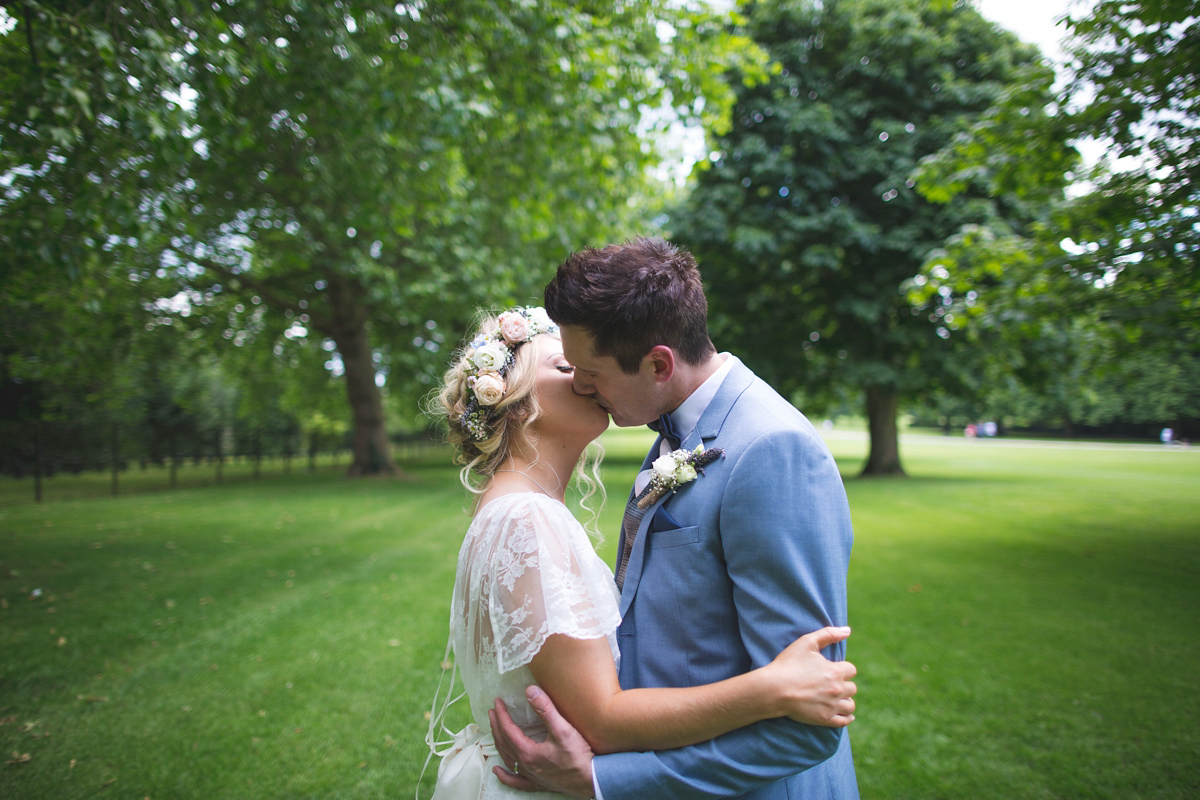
[{"xmin": 593, "ymin": 358, "xmax": 858, "ymax": 799}]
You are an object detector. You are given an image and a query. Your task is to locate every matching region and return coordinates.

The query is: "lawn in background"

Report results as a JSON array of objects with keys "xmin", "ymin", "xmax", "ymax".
[
  {"xmin": 834, "ymin": 432, "xmax": 1200, "ymax": 799},
  {"xmin": 1, "ymin": 428, "xmax": 1197, "ymax": 798}
]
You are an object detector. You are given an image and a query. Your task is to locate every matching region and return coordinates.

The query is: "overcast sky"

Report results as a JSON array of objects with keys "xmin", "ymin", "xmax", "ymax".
[{"xmin": 976, "ymin": 0, "xmax": 1088, "ymax": 64}]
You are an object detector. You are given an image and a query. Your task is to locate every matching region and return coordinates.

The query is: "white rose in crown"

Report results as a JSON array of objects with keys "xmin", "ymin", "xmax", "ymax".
[
  {"xmin": 497, "ymin": 312, "xmax": 531, "ymax": 344},
  {"xmin": 472, "ymin": 342, "xmax": 509, "ymax": 372},
  {"xmin": 473, "ymin": 372, "xmax": 507, "ymax": 406},
  {"xmin": 528, "ymin": 307, "xmax": 554, "ymax": 331}
]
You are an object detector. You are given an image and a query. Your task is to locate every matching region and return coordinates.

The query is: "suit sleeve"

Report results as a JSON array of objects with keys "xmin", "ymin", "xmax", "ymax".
[{"xmin": 593, "ymin": 426, "xmax": 854, "ymax": 799}]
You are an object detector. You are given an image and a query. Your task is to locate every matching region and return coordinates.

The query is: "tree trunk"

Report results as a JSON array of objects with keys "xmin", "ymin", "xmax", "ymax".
[
  {"xmin": 862, "ymin": 385, "xmax": 906, "ymax": 477},
  {"xmin": 327, "ymin": 276, "xmax": 395, "ymax": 477},
  {"xmin": 111, "ymin": 422, "xmax": 120, "ymax": 496},
  {"xmin": 213, "ymin": 429, "xmax": 223, "ymax": 484},
  {"xmin": 337, "ymin": 328, "xmax": 395, "ymax": 476},
  {"xmin": 169, "ymin": 432, "xmax": 178, "ymax": 488},
  {"xmin": 33, "ymin": 422, "xmax": 43, "ymax": 503}
]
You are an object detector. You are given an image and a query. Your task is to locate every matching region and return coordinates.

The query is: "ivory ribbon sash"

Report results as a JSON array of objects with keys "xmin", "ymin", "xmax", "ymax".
[{"xmin": 432, "ymin": 723, "xmax": 499, "ymax": 800}]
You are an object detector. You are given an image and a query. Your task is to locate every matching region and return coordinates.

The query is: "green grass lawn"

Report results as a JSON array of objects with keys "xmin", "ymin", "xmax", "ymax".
[{"xmin": 1, "ymin": 429, "xmax": 1197, "ymax": 798}]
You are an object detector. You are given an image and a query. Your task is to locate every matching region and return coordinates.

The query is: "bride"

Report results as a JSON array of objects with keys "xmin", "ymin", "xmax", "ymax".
[{"xmin": 425, "ymin": 307, "xmax": 856, "ymax": 799}]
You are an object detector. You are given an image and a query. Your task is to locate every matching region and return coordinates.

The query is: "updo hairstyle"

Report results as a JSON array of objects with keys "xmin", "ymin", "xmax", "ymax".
[{"xmin": 434, "ymin": 312, "xmax": 553, "ymax": 491}]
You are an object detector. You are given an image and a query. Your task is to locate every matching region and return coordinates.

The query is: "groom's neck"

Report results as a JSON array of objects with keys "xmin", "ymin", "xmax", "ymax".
[{"xmin": 665, "ymin": 352, "xmax": 727, "ymax": 413}]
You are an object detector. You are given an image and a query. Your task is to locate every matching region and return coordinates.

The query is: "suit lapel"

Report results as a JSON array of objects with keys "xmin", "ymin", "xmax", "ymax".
[
  {"xmin": 689, "ymin": 357, "xmax": 754, "ymax": 448},
  {"xmin": 618, "ymin": 360, "xmax": 755, "ymax": 614},
  {"xmin": 618, "ymin": 488, "xmax": 670, "ymax": 617}
]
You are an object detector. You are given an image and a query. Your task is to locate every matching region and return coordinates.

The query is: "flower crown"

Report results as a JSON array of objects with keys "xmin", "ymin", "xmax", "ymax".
[{"xmin": 460, "ymin": 306, "xmax": 558, "ymax": 441}]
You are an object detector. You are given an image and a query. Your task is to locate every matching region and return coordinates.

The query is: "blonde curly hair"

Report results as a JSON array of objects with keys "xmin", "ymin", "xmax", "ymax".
[
  {"xmin": 431, "ymin": 310, "xmax": 606, "ymax": 532},
  {"xmin": 433, "ymin": 311, "xmax": 547, "ymax": 488}
]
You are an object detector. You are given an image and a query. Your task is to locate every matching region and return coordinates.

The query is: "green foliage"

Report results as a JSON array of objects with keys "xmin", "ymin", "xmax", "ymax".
[
  {"xmin": 160, "ymin": 0, "xmax": 762, "ymax": 366},
  {"xmin": 0, "ymin": 1, "xmax": 191, "ymax": 280},
  {"xmin": 671, "ymin": 0, "xmax": 1042, "ymax": 470},
  {"xmin": 1, "ymin": 1, "xmax": 767, "ymax": 474},
  {"xmin": 909, "ymin": 0, "xmax": 1200, "ymax": 432},
  {"xmin": 913, "ymin": 62, "xmax": 1077, "ymax": 206},
  {"xmin": 910, "ymin": 222, "xmax": 1200, "ymax": 432}
]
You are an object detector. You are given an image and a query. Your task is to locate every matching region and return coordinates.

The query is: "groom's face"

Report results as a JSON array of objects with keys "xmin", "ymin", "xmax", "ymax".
[{"xmin": 560, "ymin": 325, "xmax": 663, "ymax": 428}]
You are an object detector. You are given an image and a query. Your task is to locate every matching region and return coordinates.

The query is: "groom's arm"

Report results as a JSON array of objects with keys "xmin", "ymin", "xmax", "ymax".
[
  {"xmin": 592, "ymin": 426, "xmax": 854, "ymax": 800},
  {"xmin": 491, "ymin": 425, "xmax": 853, "ymax": 799}
]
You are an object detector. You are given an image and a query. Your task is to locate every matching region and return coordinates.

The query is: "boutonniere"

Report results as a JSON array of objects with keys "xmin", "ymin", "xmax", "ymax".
[{"xmin": 635, "ymin": 445, "xmax": 724, "ymax": 509}]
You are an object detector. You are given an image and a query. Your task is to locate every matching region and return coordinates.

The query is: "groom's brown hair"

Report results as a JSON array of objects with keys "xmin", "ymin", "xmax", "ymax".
[{"xmin": 544, "ymin": 236, "xmax": 715, "ymax": 374}]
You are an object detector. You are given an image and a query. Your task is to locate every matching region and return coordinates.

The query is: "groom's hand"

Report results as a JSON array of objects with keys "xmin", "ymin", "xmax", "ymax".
[{"xmin": 489, "ymin": 686, "xmax": 596, "ymax": 799}]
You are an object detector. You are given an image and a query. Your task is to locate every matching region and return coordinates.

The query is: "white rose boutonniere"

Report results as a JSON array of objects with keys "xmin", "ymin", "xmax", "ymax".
[
  {"xmin": 652, "ymin": 453, "xmax": 679, "ymax": 479},
  {"xmin": 636, "ymin": 445, "xmax": 724, "ymax": 509}
]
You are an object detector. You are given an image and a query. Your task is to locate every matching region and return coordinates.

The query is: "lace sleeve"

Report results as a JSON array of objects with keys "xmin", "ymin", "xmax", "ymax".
[{"xmin": 465, "ymin": 494, "xmax": 620, "ymax": 675}]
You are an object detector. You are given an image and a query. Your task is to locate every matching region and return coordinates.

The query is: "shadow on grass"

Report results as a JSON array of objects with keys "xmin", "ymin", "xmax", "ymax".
[{"xmin": 0, "ymin": 447, "xmax": 456, "ymax": 508}]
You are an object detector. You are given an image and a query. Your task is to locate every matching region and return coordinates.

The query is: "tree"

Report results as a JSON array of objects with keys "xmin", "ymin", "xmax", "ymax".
[
  {"xmin": 0, "ymin": 222, "xmax": 168, "ymax": 494},
  {"xmin": 0, "ymin": 1, "xmax": 191, "ymax": 282},
  {"xmin": 2, "ymin": 1, "xmax": 763, "ymax": 476},
  {"xmin": 909, "ymin": 0, "xmax": 1200, "ymax": 438},
  {"xmin": 672, "ymin": 0, "xmax": 1044, "ymax": 474},
  {"xmin": 1062, "ymin": 0, "xmax": 1199, "ymax": 338},
  {"xmin": 168, "ymin": 1, "xmax": 764, "ymax": 475}
]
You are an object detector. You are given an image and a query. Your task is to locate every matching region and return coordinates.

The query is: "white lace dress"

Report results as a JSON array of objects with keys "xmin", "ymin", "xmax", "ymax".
[{"xmin": 426, "ymin": 492, "xmax": 621, "ymax": 800}]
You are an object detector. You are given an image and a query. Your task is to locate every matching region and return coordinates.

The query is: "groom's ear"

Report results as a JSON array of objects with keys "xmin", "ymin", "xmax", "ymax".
[{"xmin": 646, "ymin": 345, "xmax": 675, "ymax": 384}]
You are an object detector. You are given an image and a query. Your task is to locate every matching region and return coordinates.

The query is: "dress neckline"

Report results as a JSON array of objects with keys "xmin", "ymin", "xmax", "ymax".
[{"xmin": 474, "ymin": 490, "xmax": 566, "ymax": 518}]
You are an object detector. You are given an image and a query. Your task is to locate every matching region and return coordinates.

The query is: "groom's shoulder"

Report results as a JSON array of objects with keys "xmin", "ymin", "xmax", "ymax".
[
  {"xmin": 729, "ymin": 366, "xmax": 814, "ymax": 434},
  {"xmin": 721, "ymin": 395, "xmax": 827, "ymax": 470},
  {"xmin": 708, "ymin": 359, "xmax": 826, "ymax": 458}
]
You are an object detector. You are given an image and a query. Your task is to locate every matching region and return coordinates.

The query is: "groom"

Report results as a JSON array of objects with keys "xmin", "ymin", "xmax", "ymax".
[{"xmin": 490, "ymin": 237, "xmax": 858, "ymax": 799}]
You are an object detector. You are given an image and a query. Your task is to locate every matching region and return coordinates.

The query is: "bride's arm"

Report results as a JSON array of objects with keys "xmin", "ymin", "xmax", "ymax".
[{"xmin": 526, "ymin": 627, "xmax": 855, "ymax": 755}]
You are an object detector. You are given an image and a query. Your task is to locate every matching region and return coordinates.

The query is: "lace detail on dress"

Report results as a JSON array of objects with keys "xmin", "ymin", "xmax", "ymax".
[
  {"xmin": 453, "ymin": 492, "xmax": 621, "ymax": 676},
  {"xmin": 423, "ymin": 492, "xmax": 620, "ymax": 799}
]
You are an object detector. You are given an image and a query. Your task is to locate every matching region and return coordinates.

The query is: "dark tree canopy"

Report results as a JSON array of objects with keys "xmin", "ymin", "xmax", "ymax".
[
  {"xmin": 1, "ymin": 1, "xmax": 763, "ymax": 477},
  {"xmin": 673, "ymin": 0, "xmax": 1043, "ymax": 474}
]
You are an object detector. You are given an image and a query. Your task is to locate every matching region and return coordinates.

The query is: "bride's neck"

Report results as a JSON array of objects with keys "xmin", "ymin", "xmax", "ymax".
[
  {"xmin": 493, "ymin": 440, "xmax": 582, "ymax": 502},
  {"xmin": 494, "ymin": 458, "xmax": 563, "ymax": 500}
]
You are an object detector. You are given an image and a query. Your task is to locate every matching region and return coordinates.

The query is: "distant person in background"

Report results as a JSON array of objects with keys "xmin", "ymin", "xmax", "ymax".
[{"xmin": 1161, "ymin": 427, "xmax": 1174, "ymax": 445}]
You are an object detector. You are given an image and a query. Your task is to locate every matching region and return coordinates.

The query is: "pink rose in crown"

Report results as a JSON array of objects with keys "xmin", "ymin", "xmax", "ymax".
[
  {"xmin": 497, "ymin": 312, "xmax": 531, "ymax": 345},
  {"xmin": 473, "ymin": 372, "xmax": 507, "ymax": 406}
]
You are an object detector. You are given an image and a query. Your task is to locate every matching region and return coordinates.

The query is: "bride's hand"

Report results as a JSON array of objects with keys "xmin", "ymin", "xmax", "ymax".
[{"xmin": 764, "ymin": 626, "xmax": 857, "ymax": 727}]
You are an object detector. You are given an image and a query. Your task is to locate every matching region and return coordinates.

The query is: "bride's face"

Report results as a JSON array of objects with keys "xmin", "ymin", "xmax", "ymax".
[{"xmin": 528, "ymin": 335, "xmax": 609, "ymax": 446}]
